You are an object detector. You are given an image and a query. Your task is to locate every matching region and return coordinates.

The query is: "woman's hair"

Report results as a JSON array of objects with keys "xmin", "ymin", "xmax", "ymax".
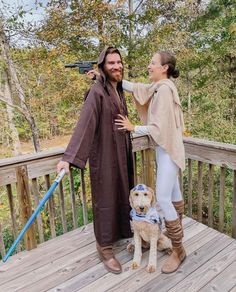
[{"xmin": 158, "ymin": 51, "xmax": 180, "ymax": 78}]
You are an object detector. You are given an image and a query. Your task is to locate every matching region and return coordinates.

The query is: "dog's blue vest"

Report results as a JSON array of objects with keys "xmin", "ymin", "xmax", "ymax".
[{"xmin": 130, "ymin": 207, "xmax": 162, "ymax": 226}]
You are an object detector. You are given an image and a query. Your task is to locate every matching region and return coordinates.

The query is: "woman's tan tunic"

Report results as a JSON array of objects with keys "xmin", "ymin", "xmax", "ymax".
[{"xmin": 133, "ymin": 79, "xmax": 185, "ymax": 171}]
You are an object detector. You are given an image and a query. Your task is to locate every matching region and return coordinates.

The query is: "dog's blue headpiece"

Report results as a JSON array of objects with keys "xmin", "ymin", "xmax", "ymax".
[{"xmin": 133, "ymin": 184, "xmax": 148, "ymax": 191}]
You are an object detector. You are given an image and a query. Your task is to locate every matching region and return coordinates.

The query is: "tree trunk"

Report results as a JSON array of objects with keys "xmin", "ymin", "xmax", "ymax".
[
  {"xmin": 0, "ymin": 20, "xmax": 21, "ymax": 155},
  {"xmin": 4, "ymin": 84, "xmax": 22, "ymax": 156},
  {"xmin": 128, "ymin": 0, "xmax": 133, "ymax": 78},
  {"xmin": 98, "ymin": 14, "xmax": 104, "ymax": 52},
  {"xmin": 29, "ymin": 115, "xmax": 40, "ymax": 153},
  {"xmin": 0, "ymin": 18, "xmax": 40, "ymax": 152},
  {"xmin": 186, "ymin": 69, "xmax": 192, "ymax": 132}
]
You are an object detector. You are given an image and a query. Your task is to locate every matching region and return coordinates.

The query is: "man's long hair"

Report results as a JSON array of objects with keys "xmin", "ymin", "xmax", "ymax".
[{"xmin": 98, "ymin": 46, "xmax": 124, "ymax": 93}]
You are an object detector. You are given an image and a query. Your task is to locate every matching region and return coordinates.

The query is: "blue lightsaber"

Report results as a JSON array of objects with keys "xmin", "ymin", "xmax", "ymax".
[{"xmin": 2, "ymin": 169, "xmax": 66, "ymax": 263}]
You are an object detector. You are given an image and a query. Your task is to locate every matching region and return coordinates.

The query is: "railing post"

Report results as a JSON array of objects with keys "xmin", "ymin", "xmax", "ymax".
[
  {"xmin": 69, "ymin": 169, "xmax": 78, "ymax": 229},
  {"xmin": 6, "ymin": 184, "xmax": 20, "ymax": 251},
  {"xmin": 132, "ymin": 152, "xmax": 137, "ymax": 185},
  {"xmin": 219, "ymin": 167, "xmax": 225, "ymax": 232},
  {"xmin": 208, "ymin": 164, "xmax": 214, "ymax": 228},
  {"xmin": 232, "ymin": 170, "xmax": 236, "ymax": 238},
  {"xmin": 0, "ymin": 222, "xmax": 6, "ymax": 257},
  {"xmin": 81, "ymin": 169, "xmax": 88, "ymax": 225},
  {"xmin": 16, "ymin": 165, "xmax": 37, "ymax": 250},
  {"xmin": 188, "ymin": 159, "xmax": 193, "ymax": 217},
  {"xmin": 144, "ymin": 149, "xmax": 155, "ymax": 190},
  {"xmin": 197, "ymin": 161, "xmax": 203, "ymax": 223},
  {"xmin": 45, "ymin": 174, "xmax": 56, "ymax": 238},
  {"xmin": 31, "ymin": 178, "xmax": 44, "ymax": 243}
]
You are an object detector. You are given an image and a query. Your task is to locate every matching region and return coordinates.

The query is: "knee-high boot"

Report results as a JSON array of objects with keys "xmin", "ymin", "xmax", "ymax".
[
  {"xmin": 164, "ymin": 200, "xmax": 184, "ymax": 238},
  {"xmin": 161, "ymin": 218, "xmax": 186, "ymax": 273},
  {"xmin": 173, "ymin": 200, "xmax": 184, "ymax": 237}
]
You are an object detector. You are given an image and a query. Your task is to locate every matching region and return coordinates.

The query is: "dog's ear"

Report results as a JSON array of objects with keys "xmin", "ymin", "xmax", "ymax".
[
  {"xmin": 148, "ymin": 187, "xmax": 156, "ymax": 207},
  {"xmin": 129, "ymin": 189, "xmax": 135, "ymax": 208}
]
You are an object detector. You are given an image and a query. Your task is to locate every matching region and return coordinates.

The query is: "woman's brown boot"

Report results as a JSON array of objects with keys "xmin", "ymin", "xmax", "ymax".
[
  {"xmin": 161, "ymin": 218, "xmax": 186, "ymax": 274},
  {"xmin": 164, "ymin": 200, "xmax": 184, "ymax": 238},
  {"xmin": 173, "ymin": 200, "xmax": 184, "ymax": 237},
  {"xmin": 96, "ymin": 242, "xmax": 122, "ymax": 274}
]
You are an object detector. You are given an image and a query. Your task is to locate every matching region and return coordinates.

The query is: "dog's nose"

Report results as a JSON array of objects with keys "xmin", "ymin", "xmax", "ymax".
[{"xmin": 140, "ymin": 207, "xmax": 144, "ymax": 212}]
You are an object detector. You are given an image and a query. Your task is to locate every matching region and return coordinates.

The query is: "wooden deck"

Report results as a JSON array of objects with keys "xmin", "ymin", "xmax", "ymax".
[{"xmin": 1, "ymin": 217, "xmax": 236, "ymax": 292}]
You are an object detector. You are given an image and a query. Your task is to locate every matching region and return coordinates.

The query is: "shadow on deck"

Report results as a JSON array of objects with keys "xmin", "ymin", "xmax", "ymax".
[{"xmin": 0, "ymin": 217, "xmax": 236, "ymax": 292}]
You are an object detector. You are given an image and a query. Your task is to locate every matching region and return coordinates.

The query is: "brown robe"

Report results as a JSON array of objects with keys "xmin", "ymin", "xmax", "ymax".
[{"xmin": 62, "ymin": 48, "xmax": 133, "ymax": 246}]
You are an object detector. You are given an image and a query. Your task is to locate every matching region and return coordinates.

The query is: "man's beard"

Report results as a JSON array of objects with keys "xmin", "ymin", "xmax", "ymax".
[{"xmin": 104, "ymin": 68, "xmax": 124, "ymax": 82}]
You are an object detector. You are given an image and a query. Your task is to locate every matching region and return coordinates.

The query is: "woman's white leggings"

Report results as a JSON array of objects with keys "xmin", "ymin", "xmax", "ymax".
[
  {"xmin": 133, "ymin": 126, "xmax": 183, "ymax": 221},
  {"xmin": 156, "ymin": 146, "xmax": 183, "ymax": 221}
]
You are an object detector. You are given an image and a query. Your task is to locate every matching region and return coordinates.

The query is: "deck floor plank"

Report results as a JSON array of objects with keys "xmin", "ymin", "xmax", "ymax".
[
  {"xmin": 199, "ymin": 260, "xmax": 236, "ymax": 292},
  {"xmin": 168, "ymin": 240, "xmax": 236, "ymax": 292},
  {"xmin": 109, "ymin": 228, "xmax": 219, "ymax": 292},
  {"xmin": 0, "ymin": 224, "xmax": 93, "ymax": 272},
  {"xmin": 46, "ymin": 218, "xmax": 196, "ymax": 292},
  {"xmin": 230, "ymin": 285, "xmax": 236, "ymax": 292},
  {"xmin": 71, "ymin": 220, "xmax": 208, "ymax": 292},
  {"xmin": 0, "ymin": 217, "xmax": 235, "ymax": 292},
  {"xmin": 17, "ymin": 239, "xmax": 131, "ymax": 292},
  {"xmin": 0, "ymin": 225, "xmax": 95, "ymax": 287},
  {"xmin": 136, "ymin": 232, "xmax": 234, "ymax": 292}
]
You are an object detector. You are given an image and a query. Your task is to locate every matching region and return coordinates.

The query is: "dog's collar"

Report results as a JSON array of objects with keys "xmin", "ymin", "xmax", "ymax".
[{"xmin": 130, "ymin": 207, "xmax": 162, "ymax": 226}]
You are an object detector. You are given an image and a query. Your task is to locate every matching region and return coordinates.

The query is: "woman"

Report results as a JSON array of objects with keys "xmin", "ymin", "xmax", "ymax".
[{"xmin": 115, "ymin": 51, "xmax": 186, "ymax": 274}]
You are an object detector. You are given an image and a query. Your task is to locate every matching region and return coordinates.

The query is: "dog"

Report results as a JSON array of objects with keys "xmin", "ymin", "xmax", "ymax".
[{"xmin": 129, "ymin": 184, "xmax": 172, "ymax": 273}]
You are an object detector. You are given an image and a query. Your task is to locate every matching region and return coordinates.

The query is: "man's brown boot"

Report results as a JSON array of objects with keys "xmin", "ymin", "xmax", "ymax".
[
  {"xmin": 96, "ymin": 242, "xmax": 122, "ymax": 274},
  {"xmin": 164, "ymin": 200, "xmax": 185, "ymax": 238},
  {"xmin": 161, "ymin": 218, "xmax": 186, "ymax": 274}
]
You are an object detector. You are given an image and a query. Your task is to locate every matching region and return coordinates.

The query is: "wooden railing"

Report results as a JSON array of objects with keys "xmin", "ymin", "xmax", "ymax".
[
  {"xmin": 183, "ymin": 137, "xmax": 236, "ymax": 238},
  {"xmin": 0, "ymin": 147, "xmax": 89, "ymax": 258},
  {"xmin": 0, "ymin": 135, "xmax": 236, "ymax": 259}
]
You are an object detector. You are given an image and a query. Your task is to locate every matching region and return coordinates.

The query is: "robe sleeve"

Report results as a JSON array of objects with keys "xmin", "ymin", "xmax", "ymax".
[
  {"xmin": 134, "ymin": 125, "xmax": 150, "ymax": 135},
  {"xmin": 62, "ymin": 87, "xmax": 101, "ymax": 169},
  {"xmin": 146, "ymin": 85, "xmax": 174, "ymax": 146},
  {"xmin": 133, "ymin": 82, "xmax": 152, "ymax": 105},
  {"xmin": 131, "ymin": 82, "xmax": 156, "ymax": 124},
  {"xmin": 122, "ymin": 80, "xmax": 134, "ymax": 92}
]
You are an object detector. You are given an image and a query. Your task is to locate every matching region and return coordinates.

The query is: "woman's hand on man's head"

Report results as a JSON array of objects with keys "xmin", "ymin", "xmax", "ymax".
[{"xmin": 86, "ymin": 70, "xmax": 100, "ymax": 80}]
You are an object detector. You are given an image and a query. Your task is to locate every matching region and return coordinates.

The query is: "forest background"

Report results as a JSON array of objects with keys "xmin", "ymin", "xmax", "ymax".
[{"xmin": 0, "ymin": 0, "xmax": 235, "ymax": 158}]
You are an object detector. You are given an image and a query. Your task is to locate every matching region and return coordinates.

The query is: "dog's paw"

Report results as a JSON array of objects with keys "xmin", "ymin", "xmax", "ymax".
[
  {"xmin": 146, "ymin": 265, "xmax": 156, "ymax": 273},
  {"xmin": 131, "ymin": 262, "xmax": 140, "ymax": 269},
  {"xmin": 127, "ymin": 243, "xmax": 135, "ymax": 253}
]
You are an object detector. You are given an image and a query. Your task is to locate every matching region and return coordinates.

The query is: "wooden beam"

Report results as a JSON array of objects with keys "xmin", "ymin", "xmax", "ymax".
[
  {"xmin": 16, "ymin": 166, "xmax": 37, "ymax": 250},
  {"xmin": 232, "ymin": 170, "xmax": 236, "ymax": 238},
  {"xmin": 0, "ymin": 222, "xmax": 6, "ymax": 257},
  {"xmin": 184, "ymin": 137, "xmax": 236, "ymax": 170}
]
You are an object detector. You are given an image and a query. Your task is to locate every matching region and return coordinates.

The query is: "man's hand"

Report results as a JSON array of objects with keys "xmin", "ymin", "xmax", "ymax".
[
  {"xmin": 115, "ymin": 114, "xmax": 135, "ymax": 132},
  {"xmin": 86, "ymin": 69, "xmax": 100, "ymax": 80},
  {"xmin": 57, "ymin": 160, "xmax": 70, "ymax": 174}
]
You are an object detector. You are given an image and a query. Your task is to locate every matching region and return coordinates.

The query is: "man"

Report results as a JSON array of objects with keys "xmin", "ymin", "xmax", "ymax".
[{"xmin": 57, "ymin": 47, "xmax": 134, "ymax": 274}]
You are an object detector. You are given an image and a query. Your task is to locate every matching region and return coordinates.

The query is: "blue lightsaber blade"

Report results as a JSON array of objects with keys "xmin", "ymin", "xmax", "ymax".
[{"xmin": 2, "ymin": 169, "xmax": 66, "ymax": 263}]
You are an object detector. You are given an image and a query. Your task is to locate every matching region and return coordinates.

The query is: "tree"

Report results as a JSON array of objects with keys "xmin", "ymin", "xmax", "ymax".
[{"xmin": 0, "ymin": 16, "xmax": 40, "ymax": 152}]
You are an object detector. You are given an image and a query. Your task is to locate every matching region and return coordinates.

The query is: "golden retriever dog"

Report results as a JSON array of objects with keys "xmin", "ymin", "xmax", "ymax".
[{"xmin": 129, "ymin": 184, "xmax": 172, "ymax": 273}]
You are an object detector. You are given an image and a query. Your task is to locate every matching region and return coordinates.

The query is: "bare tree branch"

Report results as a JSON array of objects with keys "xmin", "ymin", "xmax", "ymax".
[
  {"xmin": 134, "ymin": 0, "xmax": 144, "ymax": 14},
  {"xmin": 0, "ymin": 93, "xmax": 28, "ymax": 116}
]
